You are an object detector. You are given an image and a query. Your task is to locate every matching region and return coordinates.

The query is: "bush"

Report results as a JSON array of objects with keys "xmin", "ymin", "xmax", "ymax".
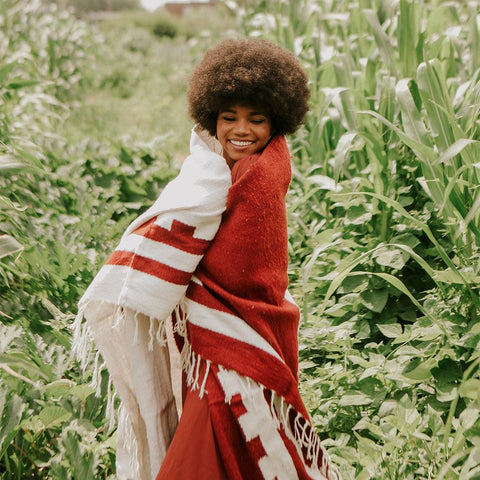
[{"xmin": 152, "ymin": 18, "xmax": 178, "ymax": 38}]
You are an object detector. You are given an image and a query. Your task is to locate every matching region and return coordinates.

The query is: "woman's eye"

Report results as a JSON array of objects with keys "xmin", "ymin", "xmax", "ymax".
[
  {"xmin": 251, "ymin": 118, "xmax": 265, "ymax": 124},
  {"xmin": 222, "ymin": 115, "xmax": 235, "ymax": 122}
]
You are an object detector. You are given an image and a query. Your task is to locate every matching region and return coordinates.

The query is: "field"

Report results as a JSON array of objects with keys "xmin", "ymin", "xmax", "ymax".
[{"xmin": 1, "ymin": 0, "xmax": 479, "ymax": 478}]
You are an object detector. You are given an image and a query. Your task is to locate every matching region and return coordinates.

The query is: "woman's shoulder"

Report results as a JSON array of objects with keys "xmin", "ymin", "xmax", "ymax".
[{"xmin": 231, "ymin": 153, "xmax": 260, "ymax": 183}]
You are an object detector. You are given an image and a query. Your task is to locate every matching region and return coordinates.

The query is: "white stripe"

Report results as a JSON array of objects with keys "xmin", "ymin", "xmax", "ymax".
[
  {"xmin": 284, "ymin": 288, "xmax": 297, "ymax": 306},
  {"xmin": 185, "ymin": 299, "xmax": 283, "ymax": 362},
  {"xmin": 152, "ymin": 213, "xmax": 222, "ymax": 241},
  {"xmin": 81, "ymin": 264, "xmax": 187, "ymax": 321},
  {"xmin": 118, "ymin": 234, "xmax": 202, "ymax": 273},
  {"xmin": 216, "ymin": 368, "xmax": 298, "ymax": 480}
]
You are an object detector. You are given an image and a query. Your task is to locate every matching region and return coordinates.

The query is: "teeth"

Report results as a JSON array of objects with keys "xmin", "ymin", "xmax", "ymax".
[{"xmin": 230, "ymin": 140, "xmax": 254, "ymax": 147}]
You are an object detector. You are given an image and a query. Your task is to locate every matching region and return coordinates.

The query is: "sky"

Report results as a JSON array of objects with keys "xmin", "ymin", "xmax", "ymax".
[{"xmin": 140, "ymin": 0, "xmax": 164, "ymax": 11}]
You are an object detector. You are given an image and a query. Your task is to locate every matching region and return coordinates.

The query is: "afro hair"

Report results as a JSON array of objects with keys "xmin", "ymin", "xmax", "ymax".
[{"xmin": 187, "ymin": 38, "xmax": 310, "ymax": 136}]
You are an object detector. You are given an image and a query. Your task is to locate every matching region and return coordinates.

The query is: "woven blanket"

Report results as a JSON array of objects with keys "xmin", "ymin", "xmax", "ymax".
[{"xmin": 73, "ymin": 127, "xmax": 341, "ymax": 480}]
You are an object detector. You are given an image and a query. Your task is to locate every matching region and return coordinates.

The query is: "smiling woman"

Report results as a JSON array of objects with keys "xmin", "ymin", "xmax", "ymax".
[
  {"xmin": 216, "ymin": 105, "xmax": 272, "ymax": 169},
  {"xmin": 75, "ymin": 37, "xmax": 341, "ymax": 480}
]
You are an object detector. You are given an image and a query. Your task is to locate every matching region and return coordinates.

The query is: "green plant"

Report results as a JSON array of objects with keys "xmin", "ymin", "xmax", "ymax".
[{"xmin": 152, "ymin": 18, "xmax": 178, "ymax": 38}]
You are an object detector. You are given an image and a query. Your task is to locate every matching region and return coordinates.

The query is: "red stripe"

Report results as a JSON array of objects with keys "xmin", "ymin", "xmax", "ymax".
[
  {"xmin": 187, "ymin": 322, "xmax": 308, "ymax": 418},
  {"xmin": 186, "ymin": 281, "xmax": 234, "ymax": 315},
  {"xmin": 132, "ymin": 218, "xmax": 210, "ymax": 255},
  {"xmin": 106, "ymin": 250, "xmax": 191, "ymax": 285}
]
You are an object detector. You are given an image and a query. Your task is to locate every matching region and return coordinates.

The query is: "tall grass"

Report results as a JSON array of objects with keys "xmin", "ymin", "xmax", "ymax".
[{"xmin": 232, "ymin": 0, "xmax": 480, "ymax": 478}]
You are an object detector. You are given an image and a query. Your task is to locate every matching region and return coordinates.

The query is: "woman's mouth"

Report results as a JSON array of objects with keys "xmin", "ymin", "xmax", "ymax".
[{"xmin": 229, "ymin": 139, "xmax": 255, "ymax": 147}]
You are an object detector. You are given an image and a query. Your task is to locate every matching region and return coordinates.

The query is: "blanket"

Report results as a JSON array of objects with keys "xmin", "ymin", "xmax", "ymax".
[{"xmin": 73, "ymin": 127, "xmax": 341, "ymax": 480}]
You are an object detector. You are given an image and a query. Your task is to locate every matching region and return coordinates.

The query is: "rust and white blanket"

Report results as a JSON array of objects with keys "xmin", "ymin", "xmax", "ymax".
[{"xmin": 73, "ymin": 127, "xmax": 341, "ymax": 480}]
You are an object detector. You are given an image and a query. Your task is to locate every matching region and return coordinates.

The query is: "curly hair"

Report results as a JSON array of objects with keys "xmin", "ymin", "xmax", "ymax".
[{"xmin": 187, "ymin": 38, "xmax": 310, "ymax": 136}]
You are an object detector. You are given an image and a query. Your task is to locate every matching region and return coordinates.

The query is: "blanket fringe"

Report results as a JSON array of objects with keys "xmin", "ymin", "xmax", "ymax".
[
  {"xmin": 174, "ymin": 303, "xmax": 213, "ymax": 399},
  {"xmin": 72, "ymin": 301, "xmax": 174, "ymax": 479},
  {"xmin": 272, "ymin": 391, "xmax": 341, "ymax": 480},
  {"xmin": 72, "ymin": 302, "xmax": 169, "ymax": 380},
  {"xmin": 117, "ymin": 403, "xmax": 140, "ymax": 479},
  {"xmin": 71, "ymin": 300, "xmax": 171, "ymax": 437}
]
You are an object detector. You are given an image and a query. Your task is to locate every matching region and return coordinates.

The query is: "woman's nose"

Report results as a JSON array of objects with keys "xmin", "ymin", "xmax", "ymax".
[{"xmin": 233, "ymin": 119, "xmax": 249, "ymax": 134}]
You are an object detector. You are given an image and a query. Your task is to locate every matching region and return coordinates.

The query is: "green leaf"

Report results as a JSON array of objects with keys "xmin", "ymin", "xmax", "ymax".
[
  {"xmin": 402, "ymin": 358, "xmax": 436, "ymax": 382},
  {"xmin": 436, "ymin": 139, "xmax": 479, "ymax": 166},
  {"xmin": 38, "ymin": 406, "xmax": 72, "ymax": 429},
  {"xmin": 377, "ymin": 323, "xmax": 403, "ymax": 338},
  {"xmin": 431, "ymin": 358, "xmax": 463, "ymax": 387},
  {"xmin": 0, "ymin": 154, "xmax": 26, "ymax": 171},
  {"xmin": 5, "ymin": 79, "xmax": 41, "ymax": 90},
  {"xmin": 373, "ymin": 248, "xmax": 407, "ymax": 269},
  {"xmin": 44, "ymin": 379, "xmax": 75, "ymax": 398},
  {"xmin": 0, "ymin": 61, "xmax": 16, "ymax": 85},
  {"xmin": 0, "ymin": 391, "xmax": 25, "ymax": 459},
  {"xmin": 63, "ymin": 431, "xmax": 96, "ymax": 480},
  {"xmin": 339, "ymin": 392, "xmax": 373, "ymax": 406},
  {"xmin": 396, "ymin": 78, "xmax": 429, "ymax": 145},
  {"xmin": 459, "ymin": 379, "xmax": 480, "ymax": 400},
  {"xmin": 0, "ymin": 235, "xmax": 24, "ymax": 259},
  {"xmin": 333, "ymin": 132, "xmax": 365, "ymax": 179},
  {"xmin": 397, "ymin": 0, "xmax": 420, "ymax": 77},
  {"xmin": 69, "ymin": 384, "xmax": 95, "ymax": 402},
  {"xmin": 433, "ymin": 268, "xmax": 480, "ymax": 285},
  {"xmin": 360, "ymin": 289, "xmax": 388, "ymax": 313},
  {"xmin": 364, "ymin": 10, "xmax": 397, "ymax": 77}
]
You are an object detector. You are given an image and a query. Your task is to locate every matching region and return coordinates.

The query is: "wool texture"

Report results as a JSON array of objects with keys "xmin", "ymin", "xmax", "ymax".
[{"xmin": 73, "ymin": 127, "xmax": 341, "ymax": 480}]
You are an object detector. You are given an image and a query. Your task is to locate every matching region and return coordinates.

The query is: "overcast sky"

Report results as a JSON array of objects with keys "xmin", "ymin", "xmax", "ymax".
[{"xmin": 140, "ymin": 0, "xmax": 164, "ymax": 10}]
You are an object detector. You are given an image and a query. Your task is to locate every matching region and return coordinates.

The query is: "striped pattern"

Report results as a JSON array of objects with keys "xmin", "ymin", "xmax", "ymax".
[
  {"xmin": 216, "ymin": 367, "xmax": 330, "ymax": 480},
  {"xmin": 217, "ymin": 368, "xmax": 299, "ymax": 480},
  {"xmin": 106, "ymin": 219, "xmax": 210, "ymax": 287},
  {"xmin": 132, "ymin": 218, "xmax": 210, "ymax": 255}
]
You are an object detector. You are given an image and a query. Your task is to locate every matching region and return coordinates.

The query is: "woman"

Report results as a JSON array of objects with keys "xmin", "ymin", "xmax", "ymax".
[{"xmin": 74, "ymin": 38, "xmax": 341, "ymax": 480}]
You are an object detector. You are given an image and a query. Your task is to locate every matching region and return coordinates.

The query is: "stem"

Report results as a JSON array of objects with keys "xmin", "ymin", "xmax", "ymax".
[{"xmin": 443, "ymin": 357, "xmax": 480, "ymax": 456}]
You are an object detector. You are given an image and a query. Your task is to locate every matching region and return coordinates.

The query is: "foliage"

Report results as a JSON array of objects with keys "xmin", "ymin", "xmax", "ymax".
[
  {"xmin": 152, "ymin": 18, "xmax": 178, "ymax": 38},
  {"xmin": 60, "ymin": 7, "xmax": 236, "ymax": 156},
  {"xmin": 229, "ymin": 0, "xmax": 480, "ymax": 478},
  {"xmin": 46, "ymin": 0, "xmax": 141, "ymax": 14}
]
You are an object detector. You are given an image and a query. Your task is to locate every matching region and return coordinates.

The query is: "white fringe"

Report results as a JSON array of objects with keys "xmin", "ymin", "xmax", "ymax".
[
  {"xmin": 272, "ymin": 391, "xmax": 342, "ymax": 480},
  {"xmin": 71, "ymin": 301, "xmax": 172, "ymax": 438},
  {"xmin": 117, "ymin": 403, "xmax": 140, "ymax": 479},
  {"xmin": 174, "ymin": 307, "xmax": 210, "ymax": 399}
]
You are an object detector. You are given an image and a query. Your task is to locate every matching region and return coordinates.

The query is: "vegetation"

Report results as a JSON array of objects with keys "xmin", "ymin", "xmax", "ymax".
[
  {"xmin": 1, "ymin": 0, "xmax": 479, "ymax": 478},
  {"xmin": 47, "ymin": 0, "xmax": 141, "ymax": 15}
]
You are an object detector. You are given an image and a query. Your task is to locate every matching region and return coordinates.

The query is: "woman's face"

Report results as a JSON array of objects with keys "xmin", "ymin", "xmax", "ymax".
[{"xmin": 216, "ymin": 105, "xmax": 272, "ymax": 169}]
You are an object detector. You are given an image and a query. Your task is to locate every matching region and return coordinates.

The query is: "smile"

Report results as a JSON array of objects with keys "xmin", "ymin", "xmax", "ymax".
[{"xmin": 229, "ymin": 140, "xmax": 255, "ymax": 147}]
